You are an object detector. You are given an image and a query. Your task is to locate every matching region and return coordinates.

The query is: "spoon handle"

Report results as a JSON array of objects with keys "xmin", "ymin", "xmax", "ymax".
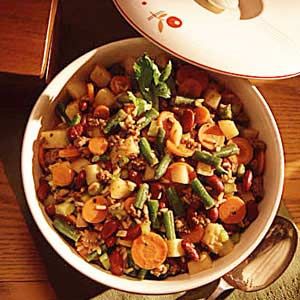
[{"xmin": 206, "ymin": 278, "xmax": 233, "ymax": 300}]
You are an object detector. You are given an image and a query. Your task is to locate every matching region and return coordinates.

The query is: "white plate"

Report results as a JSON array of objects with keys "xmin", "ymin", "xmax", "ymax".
[{"xmin": 113, "ymin": 0, "xmax": 300, "ymax": 79}]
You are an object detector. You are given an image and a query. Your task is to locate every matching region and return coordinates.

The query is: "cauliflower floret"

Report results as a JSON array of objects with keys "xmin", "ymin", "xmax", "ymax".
[{"xmin": 202, "ymin": 223, "xmax": 230, "ymax": 255}]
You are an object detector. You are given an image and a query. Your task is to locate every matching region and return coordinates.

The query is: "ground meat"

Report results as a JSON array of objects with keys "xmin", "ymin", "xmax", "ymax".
[
  {"xmin": 96, "ymin": 169, "xmax": 111, "ymax": 183},
  {"xmin": 76, "ymin": 230, "xmax": 101, "ymax": 256},
  {"xmin": 129, "ymin": 156, "xmax": 146, "ymax": 172}
]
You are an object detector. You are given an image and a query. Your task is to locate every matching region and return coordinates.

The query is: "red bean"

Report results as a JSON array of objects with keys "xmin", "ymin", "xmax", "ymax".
[
  {"xmin": 128, "ymin": 169, "xmax": 142, "ymax": 186},
  {"xmin": 251, "ymin": 150, "xmax": 265, "ymax": 176},
  {"xmin": 208, "ymin": 207, "xmax": 219, "ymax": 222},
  {"xmin": 45, "ymin": 204, "xmax": 56, "ymax": 217},
  {"xmin": 125, "ymin": 224, "xmax": 142, "ymax": 240},
  {"xmin": 223, "ymin": 223, "xmax": 240, "ymax": 234},
  {"xmin": 206, "ymin": 175, "xmax": 224, "ymax": 194},
  {"xmin": 150, "ymin": 182, "xmax": 164, "ymax": 199},
  {"xmin": 74, "ymin": 170, "xmax": 86, "ymax": 190},
  {"xmin": 37, "ymin": 180, "xmax": 50, "ymax": 202},
  {"xmin": 67, "ymin": 124, "xmax": 83, "ymax": 141},
  {"xmin": 246, "ymin": 200, "xmax": 258, "ymax": 222},
  {"xmin": 181, "ymin": 109, "xmax": 195, "ymax": 133},
  {"xmin": 105, "ymin": 236, "xmax": 117, "ymax": 248},
  {"xmin": 79, "ymin": 100, "xmax": 89, "ymax": 112},
  {"xmin": 101, "ymin": 220, "xmax": 119, "ymax": 239},
  {"xmin": 181, "ymin": 240, "xmax": 199, "ymax": 261},
  {"xmin": 243, "ymin": 169, "xmax": 253, "ymax": 192},
  {"xmin": 109, "ymin": 250, "xmax": 124, "ymax": 276}
]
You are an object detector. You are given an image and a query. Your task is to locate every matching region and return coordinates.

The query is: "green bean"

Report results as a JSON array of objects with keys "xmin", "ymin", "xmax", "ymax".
[
  {"xmin": 134, "ymin": 183, "xmax": 149, "ymax": 209},
  {"xmin": 214, "ymin": 144, "xmax": 239, "ymax": 158},
  {"xmin": 218, "ymin": 104, "xmax": 232, "ymax": 120},
  {"xmin": 147, "ymin": 200, "xmax": 160, "ymax": 229},
  {"xmin": 103, "ymin": 109, "xmax": 127, "ymax": 134},
  {"xmin": 191, "ymin": 178, "xmax": 215, "ymax": 210},
  {"xmin": 174, "ymin": 96, "xmax": 195, "ymax": 105},
  {"xmin": 138, "ymin": 108, "xmax": 159, "ymax": 130},
  {"xmin": 154, "ymin": 154, "xmax": 172, "ymax": 179},
  {"xmin": 166, "ymin": 187, "xmax": 185, "ymax": 217},
  {"xmin": 69, "ymin": 114, "xmax": 81, "ymax": 126},
  {"xmin": 56, "ymin": 103, "xmax": 70, "ymax": 124},
  {"xmin": 137, "ymin": 268, "xmax": 148, "ymax": 280},
  {"xmin": 86, "ymin": 251, "xmax": 99, "ymax": 262},
  {"xmin": 53, "ymin": 218, "xmax": 80, "ymax": 242},
  {"xmin": 163, "ymin": 210, "xmax": 176, "ymax": 240},
  {"xmin": 139, "ymin": 137, "xmax": 159, "ymax": 166},
  {"xmin": 156, "ymin": 127, "xmax": 166, "ymax": 157},
  {"xmin": 99, "ymin": 253, "xmax": 111, "ymax": 270}
]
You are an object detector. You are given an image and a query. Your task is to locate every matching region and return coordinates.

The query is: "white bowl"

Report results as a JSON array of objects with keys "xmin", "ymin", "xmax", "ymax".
[{"xmin": 21, "ymin": 37, "xmax": 284, "ymax": 295}]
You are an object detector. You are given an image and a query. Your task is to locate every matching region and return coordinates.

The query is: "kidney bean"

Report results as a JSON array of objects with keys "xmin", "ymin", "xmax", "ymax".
[
  {"xmin": 246, "ymin": 200, "xmax": 258, "ymax": 222},
  {"xmin": 105, "ymin": 236, "xmax": 117, "ymax": 248},
  {"xmin": 181, "ymin": 109, "xmax": 195, "ymax": 133},
  {"xmin": 251, "ymin": 150, "xmax": 265, "ymax": 176},
  {"xmin": 223, "ymin": 223, "xmax": 240, "ymax": 234},
  {"xmin": 181, "ymin": 240, "xmax": 199, "ymax": 261},
  {"xmin": 208, "ymin": 207, "xmax": 219, "ymax": 223},
  {"xmin": 45, "ymin": 204, "xmax": 56, "ymax": 217},
  {"xmin": 37, "ymin": 180, "xmax": 50, "ymax": 202},
  {"xmin": 150, "ymin": 182, "xmax": 164, "ymax": 199},
  {"xmin": 128, "ymin": 169, "xmax": 143, "ymax": 186},
  {"xmin": 101, "ymin": 220, "xmax": 119, "ymax": 239},
  {"xmin": 79, "ymin": 100, "xmax": 89, "ymax": 112},
  {"xmin": 251, "ymin": 176, "xmax": 264, "ymax": 201},
  {"xmin": 74, "ymin": 170, "xmax": 86, "ymax": 190},
  {"xmin": 67, "ymin": 124, "xmax": 83, "ymax": 141},
  {"xmin": 243, "ymin": 169, "xmax": 253, "ymax": 192},
  {"xmin": 109, "ymin": 250, "xmax": 124, "ymax": 276},
  {"xmin": 125, "ymin": 224, "xmax": 142, "ymax": 241},
  {"xmin": 205, "ymin": 175, "xmax": 224, "ymax": 194}
]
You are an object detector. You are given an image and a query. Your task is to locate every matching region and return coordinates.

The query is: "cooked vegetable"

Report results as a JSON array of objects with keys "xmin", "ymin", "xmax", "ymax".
[
  {"xmin": 90, "ymin": 65, "xmax": 112, "ymax": 88},
  {"xmin": 218, "ymin": 104, "xmax": 232, "ymax": 120},
  {"xmin": 166, "ymin": 140, "xmax": 195, "ymax": 157},
  {"xmin": 55, "ymin": 201, "xmax": 75, "ymax": 216},
  {"xmin": 50, "ymin": 162, "xmax": 74, "ymax": 186},
  {"xmin": 231, "ymin": 137, "xmax": 254, "ymax": 165},
  {"xmin": 174, "ymin": 96, "xmax": 195, "ymax": 106},
  {"xmin": 58, "ymin": 147, "xmax": 80, "ymax": 158},
  {"xmin": 196, "ymin": 161, "xmax": 214, "ymax": 176},
  {"xmin": 88, "ymin": 137, "xmax": 108, "ymax": 155},
  {"xmin": 166, "ymin": 187, "xmax": 185, "ymax": 216},
  {"xmin": 198, "ymin": 123, "xmax": 225, "ymax": 150},
  {"xmin": 84, "ymin": 164, "xmax": 100, "ymax": 185},
  {"xmin": 86, "ymin": 251, "xmax": 99, "ymax": 262},
  {"xmin": 41, "ymin": 129, "xmax": 69, "ymax": 149},
  {"xmin": 156, "ymin": 127, "xmax": 166, "ymax": 157},
  {"xmin": 131, "ymin": 232, "xmax": 168, "ymax": 270},
  {"xmin": 99, "ymin": 252, "xmax": 111, "ymax": 270},
  {"xmin": 191, "ymin": 178, "xmax": 215, "ymax": 210},
  {"xmin": 168, "ymin": 162, "xmax": 194, "ymax": 184},
  {"xmin": 110, "ymin": 178, "xmax": 136, "ymax": 200},
  {"xmin": 82, "ymin": 196, "xmax": 108, "ymax": 223},
  {"xmin": 53, "ymin": 218, "xmax": 80, "ymax": 242},
  {"xmin": 138, "ymin": 108, "xmax": 159, "ymax": 130},
  {"xmin": 147, "ymin": 200, "xmax": 160, "ymax": 229},
  {"xmin": 193, "ymin": 150, "xmax": 227, "ymax": 174},
  {"xmin": 139, "ymin": 137, "xmax": 159, "ymax": 166},
  {"xmin": 163, "ymin": 210, "xmax": 176, "ymax": 240},
  {"xmin": 219, "ymin": 196, "xmax": 246, "ymax": 224},
  {"xmin": 154, "ymin": 153, "xmax": 172, "ymax": 179},
  {"xmin": 127, "ymin": 91, "xmax": 151, "ymax": 117},
  {"xmin": 134, "ymin": 183, "xmax": 149, "ymax": 209},
  {"xmin": 166, "ymin": 239, "xmax": 185, "ymax": 257},
  {"xmin": 218, "ymin": 120, "xmax": 239, "ymax": 140},
  {"xmin": 214, "ymin": 143, "xmax": 239, "ymax": 158},
  {"xmin": 137, "ymin": 269, "xmax": 148, "ymax": 280},
  {"xmin": 194, "ymin": 106, "xmax": 210, "ymax": 125},
  {"xmin": 95, "ymin": 88, "xmax": 116, "ymax": 107},
  {"xmin": 103, "ymin": 109, "xmax": 127, "ymax": 134},
  {"xmin": 187, "ymin": 252, "xmax": 213, "ymax": 274}
]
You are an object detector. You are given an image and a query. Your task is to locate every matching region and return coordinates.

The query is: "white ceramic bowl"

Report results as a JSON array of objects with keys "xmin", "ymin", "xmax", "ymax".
[{"xmin": 21, "ymin": 37, "xmax": 284, "ymax": 295}]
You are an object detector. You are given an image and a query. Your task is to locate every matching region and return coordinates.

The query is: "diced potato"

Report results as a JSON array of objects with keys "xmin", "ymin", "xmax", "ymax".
[
  {"xmin": 147, "ymin": 120, "xmax": 159, "ymax": 137},
  {"xmin": 66, "ymin": 80, "xmax": 87, "ymax": 99},
  {"xmin": 41, "ymin": 129, "xmax": 69, "ymax": 149},
  {"xmin": 84, "ymin": 164, "xmax": 100, "ymax": 185},
  {"xmin": 218, "ymin": 120, "xmax": 239, "ymax": 140},
  {"xmin": 202, "ymin": 223, "xmax": 229, "ymax": 255},
  {"xmin": 204, "ymin": 88, "xmax": 221, "ymax": 110},
  {"xmin": 188, "ymin": 252, "xmax": 213, "ymax": 275},
  {"xmin": 171, "ymin": 163, "xmax": 190, "ymax": 184},
  {"xmin": 143, "ymin": 164, "xmax": 155, "ymax": 181},
  {"xmin": 110, "ymin": 178, "xmax": 136, "ymax": 199},
  {"xmin": 95, "ymin": 88, "xmax": 116, "ymax": 107},
  {"xmin": 90, "ymin": 65, "xmax": 112, "ymax": 88},
  {"xmin": 55, "ymin": 201, "xmax": 75, "ymax": 216},
  {"xmin": 218, "ymin": 239, "xmax": 234, "ymax": 256},
  {"xmin": 65, "ymin": 100, "xmax": 80, "ymax": 120},
  {"xmin": 71, "ymin": 158, "xmax": 90, "ymax": 173},
  {"xmin": 196, "ymin": 161, "xmax": 214, "ymax": 176},
  {"xmin": 166, "ymin": 239, "xmax": 185, "ymax": 257}
]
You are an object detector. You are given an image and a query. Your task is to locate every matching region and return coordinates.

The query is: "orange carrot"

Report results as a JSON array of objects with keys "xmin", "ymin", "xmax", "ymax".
[
  {"xmin": 88, "ymin": 137, "xmax": 108, "ymax": 155},
  {"xmin": 94, "ymin": 105, "xmax": 110, "ymax": 120},
  {"xmin": 131, "ymin": 232, "xmax": 168, "ymax": 270},
  {"xmin": 231, "ymin": 137, "xmax": 253, "ymax": 165},
  {"xmin": 51, "ymin": 162, "xmax": 74, "ymax": 187},
  {"xmin": 219, "ymin": 196, "xmax": 246, "ymax": 224},
  {"xmin": 87, "ymin": 83, "xmax": 95, "ymax": 101},
  {"xmin": 58, "ymin": 147, "xmax": 80, "ymax": 158},
  {"xmin": 166, "ymin": 140, "xmax": 195, "ymax": 157},
  {"xmin": 182, "ymin": 225, "xmax": 204, "ymax": 243},
  {"xmin": 123, "ymin": 196, "xmax": 135, "ymax": 214},
  {"xmin": 82, "ymin": 196, "xmax": 108, "ymax": 224},
  {"xmin": 194, "ymin": 106, "xmax": 211, "ymax": 125}
]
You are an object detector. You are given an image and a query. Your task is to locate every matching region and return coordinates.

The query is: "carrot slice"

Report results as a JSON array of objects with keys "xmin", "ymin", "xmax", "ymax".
[
  {"xmin": 94, "ymin": 105, "xmax": 110, "ymax": 120},
  {"xmin": 176, "ymin": 65, "xmax": 209, "ymax": 89},
  {"xmin": 219, "ymin": 196, "xmax": 246, "ymax": 224},
  {"xmin": 231, "ymin": 137, "xmax": 253, "ymax": 165},
  {"xmin": 87, "ymin": 83, "xmax": 95, "ymax": 101},
  {"xmin": 110, "ymin": 75, "xmax": 131, "ymax": 95},
  {"xmin": 123, "ymin": 196, "xmax": 135, "ymax": 213},
  {"xmin": 88, "ymin": 137, "xmax": 108, "ymax": 155},
  {"xmin": 131, "ymin": 232, "xmax": 168, "ymax": 270},
  {"xmin": 166, "ymin": 140, "xmax": 195, "ymax": 157},
  {"xmin": 51, "ymin": 162, "xmax": 74, "ymax": 187},
  {"xmin": 182, "ymin": 225, "xmax": 204, "ymax": 243},
  {"xmin": 82, "ymin": 196, "xmax": 108, "ymax": 223},
  {"xmin": 58, "ymin": 147, "xmax": 81, "ymax": 158},
  {"xmin": 194, "ymin": 106, "xmax": 210, "ymax": 125},
  {"xmin": 198, "ymin": 123, "xmax": 225, "ymax": 150},
  {"xmin": 178, "ymin": 78, "xmax": 203, "ymax": 98}
]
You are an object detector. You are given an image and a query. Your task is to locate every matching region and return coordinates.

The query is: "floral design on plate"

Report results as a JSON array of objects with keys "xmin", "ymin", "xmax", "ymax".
[{"xmin": 147, "ymin": 11, "xmax": 183, "ymax": 33}]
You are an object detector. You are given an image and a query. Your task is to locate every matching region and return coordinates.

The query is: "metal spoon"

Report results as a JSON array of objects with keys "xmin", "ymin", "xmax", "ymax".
[{"xmin": 206, "ymin": 216, "xmax": 298, "ymax": 300}]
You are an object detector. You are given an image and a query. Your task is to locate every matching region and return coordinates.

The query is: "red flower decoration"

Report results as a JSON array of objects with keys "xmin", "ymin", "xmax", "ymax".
[{"xmin": 166, "ymin": 16, "xmax": 183, "ymax": 28}]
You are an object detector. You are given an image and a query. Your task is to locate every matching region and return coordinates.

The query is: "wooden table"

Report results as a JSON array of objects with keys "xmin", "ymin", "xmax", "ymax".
[{"xmin": 0, "ymin": 1, "xmax": 299, "ymax": 299}]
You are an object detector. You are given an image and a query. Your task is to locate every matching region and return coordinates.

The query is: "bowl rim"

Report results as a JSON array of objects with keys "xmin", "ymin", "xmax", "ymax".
[{"xmin": 21, "ymin": 37, "xmax": 284, "ymax": 295}]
